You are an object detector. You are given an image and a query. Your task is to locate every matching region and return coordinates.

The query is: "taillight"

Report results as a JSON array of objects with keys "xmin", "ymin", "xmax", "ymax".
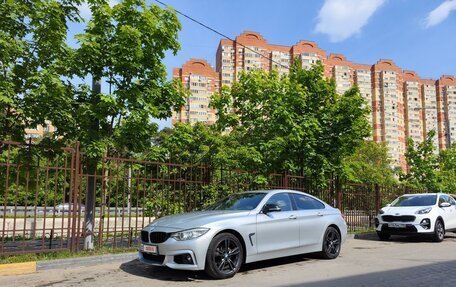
[{"xmin": 341, "ymin": 213, "xmax": 345, "ymax": 221}]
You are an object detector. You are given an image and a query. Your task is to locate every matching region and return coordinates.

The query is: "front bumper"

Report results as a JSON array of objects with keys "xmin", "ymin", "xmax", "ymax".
[
  {"xmin": 138, "ymin": 232, "xmax": 214, "ymax": 271},
  {"xmin": 375, "ymin": 215, "xmax": 434, "ymax": 236},
  {"xmin": 139, "ymin": 248, "xmax": 201, "ymax": 271}
]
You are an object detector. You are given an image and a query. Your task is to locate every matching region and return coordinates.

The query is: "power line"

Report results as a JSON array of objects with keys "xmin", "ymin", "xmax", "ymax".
[{"xmin": 154, "ymin": 0, "xmax": 289, "ymax": 70}]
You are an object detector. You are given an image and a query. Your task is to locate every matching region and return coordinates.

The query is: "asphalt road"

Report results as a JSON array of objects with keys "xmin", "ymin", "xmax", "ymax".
[{"xmin": 2, "ymin": 233, "xmax": 456, "ymax": 287}]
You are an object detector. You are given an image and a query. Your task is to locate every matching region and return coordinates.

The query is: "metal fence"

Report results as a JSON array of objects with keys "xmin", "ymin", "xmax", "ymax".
[{"xmin": 0, "ymin": 140, "xmax": 424, "ymax": 256}]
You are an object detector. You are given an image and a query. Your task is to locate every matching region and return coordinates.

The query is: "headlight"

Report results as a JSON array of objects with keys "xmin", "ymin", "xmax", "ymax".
[
  {"xmin": 416, "ymin": 207, "xmax": 432, "ymax": 214},
  {"xmin": 170, "ymin": 228, "xmax": 210, "ymax": 241},
  {"xmin": 378, "ymin": 209, "xmax": 385, "ymax": 215}
]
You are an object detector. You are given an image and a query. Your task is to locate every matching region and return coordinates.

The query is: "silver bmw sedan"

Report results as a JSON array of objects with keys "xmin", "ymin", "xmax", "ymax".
[{"xmin": 139, "ymin": 189, "xmax": 347, "ymax": 279}]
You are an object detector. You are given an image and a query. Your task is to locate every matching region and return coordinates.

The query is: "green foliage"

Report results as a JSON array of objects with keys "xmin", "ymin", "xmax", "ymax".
[
  {"xmin": 210, "ymin": 61, "xmax": 370, "ymax": 179},
  {"xmin": 0, "ymin": 0, "xmax": 81, "ymax": 141},
  {"xmin": 0, "ymin": 0, "xmax": 186, "ymax": 160},
  {"xmin": 401, "ymin": 130, "xmax": 440, "ymax": 191},
  {"xmin": 342, "ymin": 141, "xmax": 397, "ymax": 185},
  {"xmin": 438, "ymin": 142, "xmax": 456, "ymax": 193},
  {"xmin": 70, "ymin": 0, "xmax": 186, "ymax": 158}
]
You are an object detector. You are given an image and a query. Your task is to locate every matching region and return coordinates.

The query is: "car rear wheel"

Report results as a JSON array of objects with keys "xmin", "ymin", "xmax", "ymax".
[
  {"xmin": 205, "ymin": 233, "xmax": 244, "ymax": 279},
  {"xmin": 320, "ymin": 227, "xmax": 341, "ymax": 259},
  {"xmin": 433, "ymin": 219, "xmax": 445, "ymax": 242},
  {"xmin": 377, "ymin": 232, "xmax": 391, "ymax": 241}
]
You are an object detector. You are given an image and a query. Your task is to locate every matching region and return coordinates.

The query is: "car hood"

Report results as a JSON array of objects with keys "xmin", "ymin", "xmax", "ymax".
[
  {"xmin": 381, "ymin": 206, "xmax": 433, "ymax": 215},
  {"xmin": 149, "ymin": 210, "xmax": 251, "ymax": 230}
]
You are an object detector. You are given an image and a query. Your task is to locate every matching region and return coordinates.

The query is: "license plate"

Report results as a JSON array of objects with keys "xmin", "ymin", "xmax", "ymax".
[
  {"xmin": 388, "ymin": 223, "xmax": 406, "ymax": 228},
  {"xmin": 141, "ymin": 244, "xmax": 158, "ymax": 254}
]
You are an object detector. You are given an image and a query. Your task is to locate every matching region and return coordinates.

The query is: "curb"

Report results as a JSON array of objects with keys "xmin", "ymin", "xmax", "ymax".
[
  {"xmin": 0, "ymin": 262, "xmax": 36, "ymax": 276},
  {"xmin": 36, "ymin": 252, "xmax": 138, "ymax": 271}
]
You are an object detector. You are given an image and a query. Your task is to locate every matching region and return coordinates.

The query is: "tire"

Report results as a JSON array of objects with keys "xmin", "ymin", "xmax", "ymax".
[
  {"xmin": 320, "ymin": 227, "xmax": 341, "ymax": 259},
  {"xmin": 433, "ymin": 219, "xmax": 445, "ymax": 242},
  {"xmin": 205, "ymin": 233, "xmax": 244, "ymax": 279},
  {"xmin": 377, "ymin": 232, "xmax": 391, "ymax": 241}
]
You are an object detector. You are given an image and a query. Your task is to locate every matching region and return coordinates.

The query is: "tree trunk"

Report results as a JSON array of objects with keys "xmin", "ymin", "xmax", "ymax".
[{"xmin": 84, "ymin": 78, "xmax": 101, "ymax": 250}]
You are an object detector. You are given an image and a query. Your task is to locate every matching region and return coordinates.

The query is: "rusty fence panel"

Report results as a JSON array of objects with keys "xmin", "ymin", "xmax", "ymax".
[
  {"xmin": 1, "ymin": 140, "xmax": 432, "ymax": 255},
  {"xmin": 0, "ymin": 141, "xmax": 79, "ymax": 256},
  {"xmin": 77, "ymin": 156, "xmax": 211, "ymax": 250}
]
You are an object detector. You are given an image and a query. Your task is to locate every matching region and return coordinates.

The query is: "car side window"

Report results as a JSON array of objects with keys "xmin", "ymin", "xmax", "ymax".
[
  {"xmin": 266, "ymin": 193, "xmax": 292, "ymax": 212},
  {"xmin": 291, "ymin": 193, "xmax": 325, "ymax": 210}
]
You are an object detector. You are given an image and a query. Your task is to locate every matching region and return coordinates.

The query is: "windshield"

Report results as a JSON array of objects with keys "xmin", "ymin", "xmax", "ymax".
[
  {"xmin": 390, "ymin": 194, "xmax": 437, "ymax": 207},
  {"xmin": 207, "ymin": 192, "xmax": 266, "ymax": 211}
]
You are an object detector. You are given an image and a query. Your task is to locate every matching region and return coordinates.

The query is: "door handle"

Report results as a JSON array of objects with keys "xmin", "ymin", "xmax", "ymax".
[
  {"xmin": 317, "ymin": 212, "xmax": 324, "ymax": 217},
  {"xmin": 289, "ymin": 215, "xmax": 297, "ymax": 220}
]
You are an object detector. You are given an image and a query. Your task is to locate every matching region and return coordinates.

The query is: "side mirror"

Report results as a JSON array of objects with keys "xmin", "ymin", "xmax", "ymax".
[
  {"xmin": 386, "ymin": 204, "xmax": 391, "ymax": 207},
  {"xmin": 440, "ymin": 202, "xmax": 451, "ymax": 208},
  {"xmin": 262, "ymin": 203, "xmax": 281, "ymax": 214}
]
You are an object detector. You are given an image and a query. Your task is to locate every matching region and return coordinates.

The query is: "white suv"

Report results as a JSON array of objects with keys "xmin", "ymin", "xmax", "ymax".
[{"xmin": 375, "ymin": 193, "xmax": 456, "ymax": 242}]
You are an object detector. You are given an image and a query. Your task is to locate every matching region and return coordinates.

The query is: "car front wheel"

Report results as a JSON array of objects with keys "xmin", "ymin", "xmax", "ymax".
[
  {"xmin": 320, "ymin": 227, "xmax": 341, "ymax": 259},
  {"xmin": 205, "ymin": 233, "xmax": 244, "ymax": 279},
  {"xmin": 433, "ymin": 219, "xmax": 445, "ymax": 242}
]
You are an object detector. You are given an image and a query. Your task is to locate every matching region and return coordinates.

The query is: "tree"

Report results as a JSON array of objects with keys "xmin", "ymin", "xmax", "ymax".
[
  {"xmin": 71, "ymin": 0, "xmax": 185, "ymax": 249},
  {"xmin": 211, "ymin": 61, "xmax": 370, "ymax": 179},
  {"xmin": 0, "ymin": 0, "xmax": 82, "ymax": 141},
  {"xmin": 153, "ymin": 123, "xmax": 222, "ymax": 165},
  {"xmin": 438, "ymin": 142, "xmax": 456, "ymax": 193},
  {"xmin": 1, "ymin": 0, "xmax": 186, "ymax": 249},
  {"xmin": 402, "ymin": 130, "xmax": 440, "ymax": 191},
  {"xmin": 342, "ymin": 141, "xmax": 397, "ymax": 185}
]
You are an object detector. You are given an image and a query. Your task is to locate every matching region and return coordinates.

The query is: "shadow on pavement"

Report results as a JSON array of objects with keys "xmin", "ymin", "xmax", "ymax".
[
  {"xmin": 119, "ymin": 253, "xmax": 321, "ymax": 282},
  {"xmin": 285, "ymin": 260, "xmax": 456, "ymax": 287},
  {"xmin": 354, "ymin": 232, "xmax": 456, "ymax": 243}
]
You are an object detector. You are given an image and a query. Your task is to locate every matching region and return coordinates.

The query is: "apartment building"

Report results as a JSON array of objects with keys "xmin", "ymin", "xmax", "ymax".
[
  {"xmin": 174, "ymin": 31, "xmax": 455, "ymax": 171},
  {"xmin": 436, "ymin": 75, "xmax": 456, "ymax": 149},
  {"xmin": 24, "ymin": 120, "xmax": 56, "ymax": 141},
  {"xmin": 172, "ymin": 59, "xmax": 220, "ymax": 125}
]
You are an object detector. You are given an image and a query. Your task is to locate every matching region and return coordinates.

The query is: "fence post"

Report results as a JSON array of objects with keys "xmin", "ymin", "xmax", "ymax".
[
  {"xmin": 335, "ymin": 176, "xmax": 342, "ymax": 210},
  {"xmin": 284, "ymin": 173, "xmax": 288, "ymax": 189},
  {"xmin": 375, "ymin": 184, "xmax": 381, "ymax": 212},
  {"xmin": 71, "ymin": 141, "xmax": 81, "ymax": 252}
]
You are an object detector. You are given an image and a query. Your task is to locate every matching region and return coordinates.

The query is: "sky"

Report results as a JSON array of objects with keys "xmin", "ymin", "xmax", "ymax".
[{"xmin": 73, "ymin": 0, "xmax": 456, "ymax": 128}]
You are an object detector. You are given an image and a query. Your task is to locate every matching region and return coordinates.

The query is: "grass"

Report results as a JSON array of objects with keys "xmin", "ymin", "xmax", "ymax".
[
  {"xmin": 0, "ymin": 246, "xmax": 137, "ymax": 264},
  {"xmin": 348, "ymin": 228, "xmax": 376, "ymax": 235}
]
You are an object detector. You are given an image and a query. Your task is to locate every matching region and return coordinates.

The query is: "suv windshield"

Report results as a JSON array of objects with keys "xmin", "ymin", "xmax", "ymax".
[
  {"xmin": 207, "ymin": 192, "xmax": 266, "ymax": 211},
  {"xmin": 391, "ymin": 194, "xmax": 437, "ymax": 207}
]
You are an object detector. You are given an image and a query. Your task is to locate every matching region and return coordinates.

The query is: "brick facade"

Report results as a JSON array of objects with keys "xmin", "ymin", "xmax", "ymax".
[{"xmin": 173, "ymin": 31, "xmax": 456, "ymax": 171}]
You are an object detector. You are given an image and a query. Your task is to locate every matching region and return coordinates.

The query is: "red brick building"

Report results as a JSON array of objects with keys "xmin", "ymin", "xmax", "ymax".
[{"xmin": 172, "ymin": 31, "xmax": 456, "ymax": 171}]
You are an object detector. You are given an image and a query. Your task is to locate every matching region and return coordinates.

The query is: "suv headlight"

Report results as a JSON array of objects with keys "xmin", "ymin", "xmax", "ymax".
[
  {"xmin": 416, "ymin": 207, "xmax": 432, "ymax": 214},
  {"xmin": 170, "ymin": 228, "xmax": 209, "ymax": 241},
  {"xmin": 378, "ymin": 209, "xmax": 385, "ymax": 215}
]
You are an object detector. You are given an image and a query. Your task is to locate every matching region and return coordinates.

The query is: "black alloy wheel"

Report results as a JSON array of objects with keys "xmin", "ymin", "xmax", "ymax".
[
  {"xmin": 433, "ymin": 219, "xmax": 445, "ymax": 242},
  {"xmin": 205, "ymin": 233, "xmax": 244, "ymax": 279},
  {"xmin": 320, "ymin": 226, "xmax": 341, "ymax": 259}
]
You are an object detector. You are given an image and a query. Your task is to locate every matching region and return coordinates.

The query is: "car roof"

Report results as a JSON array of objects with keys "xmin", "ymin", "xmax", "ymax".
[
  {"xmin": 245, "ymin": 189, "xmax": 310, "ymax": 194},
  {"xmin": 401, "ymin": 193, "xmax": 443, "ymax": 196},
  {"xmin": 243, "ymin": 189, "xmax": 320, "ymax": 199}
]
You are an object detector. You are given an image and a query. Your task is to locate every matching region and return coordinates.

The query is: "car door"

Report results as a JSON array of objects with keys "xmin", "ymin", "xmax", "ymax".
[
  {"xmin": 438, "ymin": 195, "xmax": 455, "ymax": 229},
  {"xmin": 445, "ymin": 195, "xmax": 456, "ymax": 229},
  {"xmin": 256, "ymin": 193, "xmax": 300, "ymax": 254},
  {"xmin": 290, "ymin": 193, "xmax": 328, "ymax": 247}
]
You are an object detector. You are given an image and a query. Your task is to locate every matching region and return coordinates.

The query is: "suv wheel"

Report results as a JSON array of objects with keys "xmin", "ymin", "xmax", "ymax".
[{"xmin": 433, "ymin": 219, "xmax": 445, "ymax": 242}]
